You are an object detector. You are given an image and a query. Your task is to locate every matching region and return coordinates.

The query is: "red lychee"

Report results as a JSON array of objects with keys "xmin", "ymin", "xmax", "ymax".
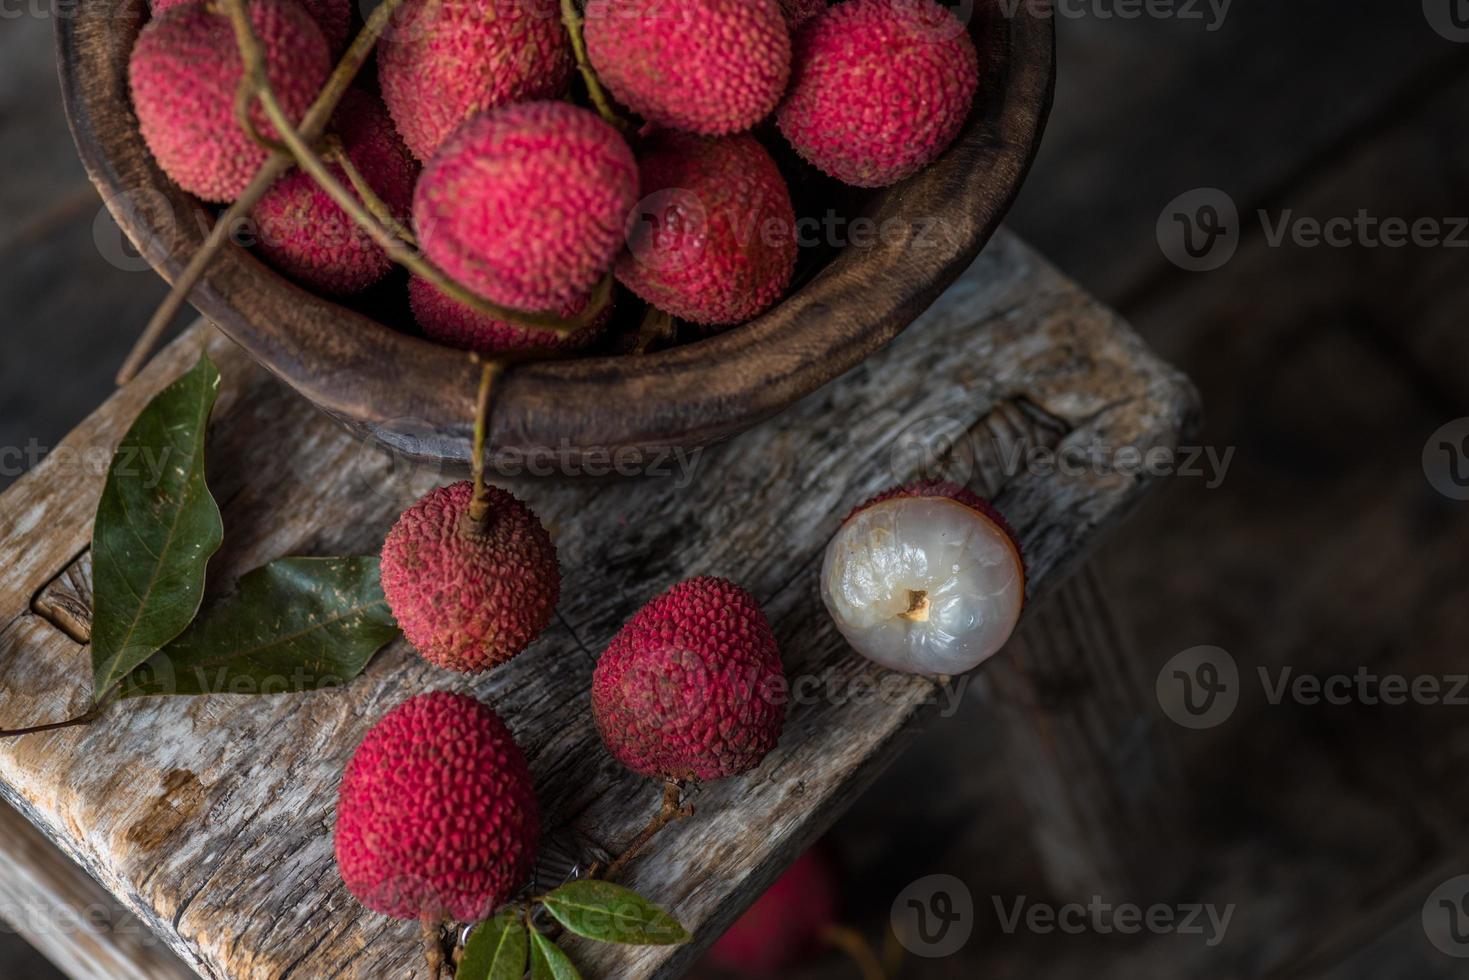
[
  {"xmin": 704, "ymin": 849, "xmax": 840, "ymax": 976},
  {"xmin": 413, "ymin": 101, "xmax": 639, "ymax": 316},
  {"xmin": 616, "ymin": 132, "xmax": 797, "ymax": 327},
  {"xmin": 822, "ymin": 480, "xmax": 1025, "ymax": 676},
  {"xmin": 408, "ymin": 277, "xmax": 609, "ymax": 356},
  {"xmin": 778, "ymin": 0, "xmax": 980, "ymax": 188},
  {"xmin": 585, "ymin": 0, "xmax": 791, "ymax": 136},
  {"xmin": 377, "ymin": 0, "xmax": 573, "ymax": 162},
  {"xmin": 152, "ymin": 0, "xmax": 350, "ymax": 53},
  {"xmin": 251, "ymin": 90, "xmax": 419, "ymax": 296},
  {"xmin": 380, "ymin": 482, "xmax": 561, "ymax": 673},
  {"xmin": 334, "ymin": 691, "xmax": 540, "ymax": 922},
  {"xmin": 592, "ymin": 577, "xmax": 786, "ymax": 782},
  {"xmin": 129, "ymin": 0, "xmax": 331, "ymax": 203}
]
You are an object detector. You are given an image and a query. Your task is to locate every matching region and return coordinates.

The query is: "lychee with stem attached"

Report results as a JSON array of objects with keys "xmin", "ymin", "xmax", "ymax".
[
  {"xmin": 334, "ymin": 691, "xmax": 540, "ymax": 922},
  {"xmin": 380, "ymin": 481, "xmax": 560, "ymax": 673},
  {"xmin": 593, "ymin": 576, "xmax": 786, "ymax": 782},
  {"xmin": 151, "ymin": 0, "xmax": 351, "ymax": 53},
  {"xmin": 251, "ymin": 90, "xmax": 419, "ymax": 296},
  {"xmin": 377, "ymin": 0, "xmax": 573, "ymax": 162},
  {"xmin": 616, "ymin": 131, "xmax": 797, "ymax": 327},
  {"xmin": 821, "ymin": 480, "xmax": 1025, "ymax": 676},
  {"xmin": 704, "ymin": 849, "xmax": 841, "ymax": 976},
  {"xmin": 408, "ymin": 277, "xmax": 610, "ymax": 356},
  {"xmin": 129, "ymin": 0, "xmax": 332, "ymax": 203},
  {"xmin": 413, "ymin": 100, "xmax": 639, "ymax": 317},
  {"xmin": 778, "ymin": 0, "xmax": 980, "ymax": 188},
  {"xmin": 585, "ymin": 0, "xmax": 791, "ymax": 136}
]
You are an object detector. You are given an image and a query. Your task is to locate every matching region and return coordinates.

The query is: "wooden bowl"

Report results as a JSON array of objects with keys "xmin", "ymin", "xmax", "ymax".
[{"xmin": 58, "ymin": 0, "xmax": 1054, "ymax": 470}]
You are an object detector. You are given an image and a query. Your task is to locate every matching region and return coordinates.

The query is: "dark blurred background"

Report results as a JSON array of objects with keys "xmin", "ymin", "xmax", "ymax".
[{"xmin": 4, "ymin": 0, "xmax": 1469, "ymax": 977}]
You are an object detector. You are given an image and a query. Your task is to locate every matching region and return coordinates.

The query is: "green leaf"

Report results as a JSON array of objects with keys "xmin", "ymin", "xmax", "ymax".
[
  {"xmin": 90, "ymin": 353, "xmax": 223, "ymax": 699},
  {"xmin": 119, "ymin": 557, "xmax": 398, "ymax": 698},
  {"xmin": 530, "ymin": 931, "xmax": 583, "ymax": 980},
  {"xmin": 540, "ymin": 881, "xmax": 690, "ymax": 946},
  {"xmin": 458, "ymin": 911, "xmax": 528, "ymax": 980}
]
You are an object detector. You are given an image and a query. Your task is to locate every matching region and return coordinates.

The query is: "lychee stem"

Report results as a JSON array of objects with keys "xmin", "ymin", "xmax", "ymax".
[
  {"xmin": 632, "ymin": 307, "xmax": 676, "ymax": 354},
  {"xmin": 420, "ymin": 918, "xmax": 444, "ymax": 979},
  {"xmin": 560, "ymin": 0, "xmax": 627, "ymax": 131},
  {"xmin": 821, "ymin": 925, "xmax": 888, "ymax": 980},
  {"xmin": 225, "ymin": 5, "xmax": 613, "ymax": 338},
  {"xmin": 325, "ymin": 142, "xmax": 417, "ymax": 247},
  {"xmin": 117, "ymin": 0, "xmax": 408, "ymax": 385},
  {"xmin": 597, "ymin": 779, "xmax": 693, "ymax": 881},
  {"xmin": 0, "ymin": 705, "xmax": 105, "ymax": 740},
  {"xmin": 463, "ymin": 359, "xmax": 504, "ymax": 535}
]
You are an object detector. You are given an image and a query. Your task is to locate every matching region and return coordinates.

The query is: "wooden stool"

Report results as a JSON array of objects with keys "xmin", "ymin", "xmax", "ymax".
[{"xmin": 0, "ymin": 231, "xmax": 1196, "ymax": 978}]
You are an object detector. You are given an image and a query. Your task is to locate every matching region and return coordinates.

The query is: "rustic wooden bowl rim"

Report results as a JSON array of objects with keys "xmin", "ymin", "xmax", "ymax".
[{"xmin": 58, "ymin": 0, "xmax": 1055, "ymax": 467}]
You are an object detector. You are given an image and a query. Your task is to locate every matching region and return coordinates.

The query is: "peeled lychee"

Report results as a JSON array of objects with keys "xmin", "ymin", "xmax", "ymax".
[
  {"xmin": 151, "ymin": 0, "xmax": 350, "ymax": 53},
  {"xmin": 377, "ymin": 0, "xmax": 572, "ymax": 162},
  {"xmin": 129, "ymin": 0, "xmax": 331, "ymax": 203},
  {"xmin": 704, "ymin": 849, "xmax": 840, "ymax": 976},
  {"xmin": 334, "ymin": 691, "xmax": 540, "ymax": 922},
  {"xmin": 408, "ymin": 277, "xmax": 609, "ymax": 356},
  {"xmin": 251, "ymin": 91, "xmax": 418, "ymax": 295},
  {"xmin": 380, "ymin": 482, "xmax": 560, "ymax": 673},
  {"xmin": 778, "ymin": 0, "xmax": 980, "ymax": 188},
  {"xmin": 821, "ymin": 480, "xmax": 1025, "ymax": 675},
  {"xmin": 617, "ymin": 132, "xmax": 797, "ymax": 327},
  {"xmin": 414, "ymin": 101, "xmax": 639, "ymax": 317},
  {"xmin": 779, "ymin": 0, "xmax": 826, "ymax": 29},
  {"xmin": 585, "ymin": 0, "xmax": 791, "ymax": 136},
  {"xmin": 593, "ymin": 577, "xmax": 786, "ymax": 781}
]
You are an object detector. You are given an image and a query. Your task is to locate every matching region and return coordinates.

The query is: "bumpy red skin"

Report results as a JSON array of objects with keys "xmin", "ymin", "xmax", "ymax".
[
  {"xmin": 593, "ymin": 577, "xmax": 786, "ymax": 781},
  {"xmin": 334, "ymin": 692, "xmax": 540, "ymax": 922},
  {"xmin": 129, "ymin": 0, "xmax": 330, "ymax": 203},
  {"xmin": 378, "ymin": 0, "xmax": 572, "ymax": 162},
  {"xmin": 409, "ymin": 277, "xmax": 610, "ymax": 356},
  {"xmin": 585, "ymin": 0, "xmax": 791, "ymax": 136},
  {"xmin": 780, "ymin": 0, "xmax": 827, "ymax": 29},
  {"xmin": 704, "ymin": 849, "xmax": 839, "ymax": 976},
  {"xmin": 251, "ymin": 91, "xmax": 419, "ymax": 295},
  {"xmin": 414, "ymin": 101, "xmax": 639, "ymax": 314},
  {"xmin": 851, "ymin": 479, "xmax": 1026, "ymax": 583},
  {"xmin": 616, "ymin": 132, "xmax": 797, "ymax": 327},
  {"xmin": 778, "ymin": 0, "xmax": 980, "ymax": 188},
  {"xmin": 152, "ymin": 0, "xmax": 350, "ymax": 53},
  {"xmin": 380, "ymin": 482, "xmax": 560, "ymax": 673}
]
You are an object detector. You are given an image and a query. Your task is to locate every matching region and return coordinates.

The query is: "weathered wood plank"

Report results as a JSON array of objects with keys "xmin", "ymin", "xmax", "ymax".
[{"xmin": 0, "ymin": 231, "xmax": 1195, "ymax": 979}]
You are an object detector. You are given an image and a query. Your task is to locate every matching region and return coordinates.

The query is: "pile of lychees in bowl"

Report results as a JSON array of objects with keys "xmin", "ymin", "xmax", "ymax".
[{"xmin": 126, "ymin": 0, "xmax": 987, "ymax": 363}]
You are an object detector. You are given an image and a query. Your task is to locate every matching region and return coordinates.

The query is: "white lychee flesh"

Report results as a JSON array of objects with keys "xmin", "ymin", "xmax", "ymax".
[{"xmin": 820, "ymin": 496, "xmax": 1024, "ymax": 675}]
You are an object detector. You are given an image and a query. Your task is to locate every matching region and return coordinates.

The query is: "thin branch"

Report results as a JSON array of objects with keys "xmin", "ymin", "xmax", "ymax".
[
  {"xmin": 328, "ymin": 144, "xmax": 417, "ymax": 247},
  {"xmin": 116, "ymin": 0, "xmax": 409, "ymax": 385},
  {"xmin": 822, "ymin": 925, "xmax": 888, "ymax": 980},
  {"xmin": 560, "ymin": 0, "xmax": 627, "ymax": 130},
  {"xmin": 463, "ymin": 360, "xmax": 505, "ymax": 532},
  {"xmin": 597, "ymin": 779, "xmax": 692, "ymax": 882}
]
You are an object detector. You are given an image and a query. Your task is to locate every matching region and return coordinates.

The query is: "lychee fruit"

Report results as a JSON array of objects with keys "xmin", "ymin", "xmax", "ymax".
[
  {"xmin": 334, "ymin": 691, "xmax": 540, "ymax": 922},
  {"xmin": 408, "ymin": 277, "xmax": 610, "ymax": 356},
  {"xmin": 821, "ymin": 480, "xmax": 1025, "ymax": 675},
  {"xmin": 704, "ymin": 849, "xmax": 840, "ymax": 976},
  {"xmin": 584, "ymin": 0, "xmax": 791, "ymax": 136},
  {"xmin": 616, "ymin": 131, "xmax": 797, "ymax": 327},
  {"xmin": 778, "ymin": 0, "xmax": 980, "ymax": 188},
  {"xmin": 779, "ymin": 0, "xmax": 826, "ymax": 29},
  {"xmin": 592, "ymin": 577, "xmax": 786, "ymax": 782},
  {"xmin": 380, "ymin": 482, "xmax": 560, "ymax": 673},
  {"xmin": 414, "ymin": 101, "xmax": 639, "ymax": 317},
  {"xmin": 151, "ymin": 0, "xmax": 350, "ymax": 53},
  {"xmin": 377, "ymin": 0, "xmax": 573, "ymax": 162},
  {"xmin": 251, "ymin": 90, "xmax": 419, "ymax": 296},
  {"xmin": 129, "ymin": 0, "xmax": 331, "ymax": 203}
]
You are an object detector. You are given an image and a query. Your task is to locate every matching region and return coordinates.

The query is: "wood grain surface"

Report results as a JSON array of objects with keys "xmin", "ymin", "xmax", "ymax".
[
  {"xmin": 56, "ymin": 0, "xmax": 1054, "ymax": 466},
  {"xmin": 0, "ymin": 232, "xmax": 1194, "ymax": 979}
]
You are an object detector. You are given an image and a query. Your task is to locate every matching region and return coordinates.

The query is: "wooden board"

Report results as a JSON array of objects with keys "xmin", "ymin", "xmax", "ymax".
[{"xmin": 0, "ymin": 231, "xmax": 1195, "ymax": 979}]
